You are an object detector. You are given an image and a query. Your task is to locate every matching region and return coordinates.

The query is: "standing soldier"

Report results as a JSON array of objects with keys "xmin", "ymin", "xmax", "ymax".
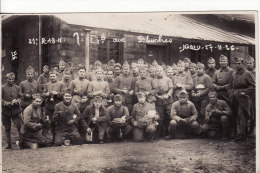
[
  {"xmin": 38, "ymin": 65, "xmax": 49, "ymax": 93},
  {"xmin": 229, "ymin": 57, "xmax": 255, "ymax": 141},
  {"xmin": 183, "ymin": 57, "xmax": 191, "ymax": 74},
  {"xmin": 137, "ymin": 58, "xmax": 145, "ymax": 68},
  {"xmin": 113, "ymin": 63, "xmax": 122, "ymax": 78},
  {"xmin": 172, "ymin": 63, "xmax": 178, "ymax": 77},
  {"xmin": 245, "ymin": 55, "xmax": 255, "ymax": 77},
  {"xmin": 88, "ymin": 67, "xmax": 110, "ymax": 105},
  {"xmin": 212, "ymin": 55, "xmax": 234, "ymax": 104},
  {"xmin": 135, "ymin": 67, "xmax": 158, "ymax": 106},
  {"xmin": 42, "ymin": 69, "xmax": 65, "ymax": 138},
  {"xmin": 108, "ymin": 59, "xmax": 115, "ymax": 71},
  {"xmin": 61, "ymin": 68, "xmax": 72, "ymax": 90},
  {"xmin": 148, "ymin": 66, "xmax": 156, "ymax": 79},
  {"xmin": 57, "ymin": 59, "xmax": 67, "ymax": 81},
  {"xmin": 172, "ymin": 60, "xmax": 193, "ymax": 101},
  {"xmin": 191, "ymin": 62, "xmax": 212, "ymax": 124},
  {"xmin": 201, "ymin": 91, "xmax": 231, "ymax": 140},
  {"xmin": 167, "ymin": 90, "xmax": 200, "ymax": 139},
  {"xmin": 113, "ymin": 61, "xmax": 135, "ymax": 114},
  {"xmin": 205, "ymin": 57, "xmax": 217, "ymax": 78},
  {"xmin": 52, "ymin": 89, "xmax": 83, "ymax": 146},
  {"xmin": 189, "ymin": 62, "xmax": 197, "ymax": 84},
  {"xmin": 19, "ymin": 94, "xmax": 52, "ymax": 149},
  {"xmin": 166, "ymin": 66, "xmax": 174, "ymax": 80},
  {"xmin": 70, "ymin": 65, "xmax": 89, "ymax": 112},
  {"xmin": 106, "ymin": 70, "xmax": 117, "ymax": 106},
  {"xmin": 153, "ymin": 65, "xmax": 174, "ymax": 137},
  {"xmin": 81, "ymin": 96, "xmax": 109, "ymax": 144},
  {"xmin": 19, "ymin": 66, "xmax": 40, "ymax": 111},
  {"xmin": 2, "ymin": 73, "xmax": 23, "ymax": 149}
]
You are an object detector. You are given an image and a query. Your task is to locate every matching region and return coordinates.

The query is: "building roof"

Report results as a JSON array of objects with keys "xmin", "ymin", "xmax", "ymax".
[{"xmin": 55, "ymin": 13, "xmax": 255, "ymax": 45}]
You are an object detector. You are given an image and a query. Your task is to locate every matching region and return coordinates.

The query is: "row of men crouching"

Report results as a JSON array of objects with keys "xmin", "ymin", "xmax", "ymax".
[{"xmin": 18, "ymin": 87, "xmax": 230, "ymax": 149}]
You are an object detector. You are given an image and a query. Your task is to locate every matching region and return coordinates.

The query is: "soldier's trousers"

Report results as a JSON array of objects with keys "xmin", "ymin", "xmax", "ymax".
[
  {"xmin": 169, "ymin": 120, "xmax": 200, "ymax": 138},
  {"xmin": 106, "ymin": 123, "xmax": 132, "ymax": 140},
  {"xmin": 19, "ymin": 130, "xmax": 52, "ymax": 148},
  {"xmin": 2, "ymin": 113, "xmax": 22, "ymax": 145},
  {"xmin": 155, "ymin": 103, "xmax": 172, "ymax": 137},
  {"xmin": 133, "ymin": 124, "xmax": 156, "ymax": 142},
  {"xmin": 237, "ymin": 105, "xmax": 249, "ymax": 137},
  {"xmin": 54, "ymin": 130, "xmax": 83, "ymax": 146}
]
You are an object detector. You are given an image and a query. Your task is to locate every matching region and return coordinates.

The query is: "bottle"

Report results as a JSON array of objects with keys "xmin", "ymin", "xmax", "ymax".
[{"xmin": 86, "ymin": 129, "xmax": 93, "ymax": 142}]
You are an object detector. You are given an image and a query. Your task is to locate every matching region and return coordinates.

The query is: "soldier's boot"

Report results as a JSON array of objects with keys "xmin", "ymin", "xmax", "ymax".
[{"xmin": 4, "ymin": 131, "xmax": 12, "ymax": 149}]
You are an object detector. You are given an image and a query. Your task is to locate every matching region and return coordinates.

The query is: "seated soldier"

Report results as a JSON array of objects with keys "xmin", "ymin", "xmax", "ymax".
[
  {"xmin": 81, "ymin": 96, "xmax": 109, "ymax": 144},
  {"xmin": 19, "ymin": 94, "xmax": 52, "ymax": 149},
  {"xmin": 106, "ymin": 94, "xmax": 132, "ymax": 142},
  {"xmin": 201, "ymin": 91, "xmax": 231, "ymax": 141},
  {"xmin": 52, "ymin": 89, "xmax": 83, "ymax": 146},
  {"xmin": 131, "ymin": 92, "xmax": 158, "ymax": 142},
  {"xmin": 167, "ymin": 90, "xmax": 201, "ymax": 139}
]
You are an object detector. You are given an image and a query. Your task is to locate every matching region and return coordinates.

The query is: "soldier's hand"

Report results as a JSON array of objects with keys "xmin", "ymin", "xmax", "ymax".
[
  {"xmin": 133, "ymin": 121, "xmax": 138, "ymax": 126},
  {"xmin": 121, "ymin": 89, "xmax": 128, "ymax": 94},
  {"xmin": 36, "ymin": 123, "xmax": 43, "ymax": 129},
  {"xmin": 129, "ymin": 90, "xmax": 134, "ymax": 96},
  {"xmin": 51, "ymin": 91, "xmax": 58, "ymax": 95},
  {"xmin": 92, "ymin": 117, "xmax": 97, "ymax": 122},
  {"xmin": 67, "ymin": 120, "xmax": 75, "ymax": 125},
  {"xmin": 81, "ymin": 98, "xmax": 88, "ymax": 103},
  {"xmin": 25, "ymin": 94, "xmax": 31, "ymax": 98},
  {"xmin": 87, "ymin": 128, "xmax": 92, "ymax": 132}
]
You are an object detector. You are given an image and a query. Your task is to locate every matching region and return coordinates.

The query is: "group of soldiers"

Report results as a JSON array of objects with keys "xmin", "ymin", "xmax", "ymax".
[{"xmin": 2, "ymin": 55, "xmax": 256, "ymax": 149}]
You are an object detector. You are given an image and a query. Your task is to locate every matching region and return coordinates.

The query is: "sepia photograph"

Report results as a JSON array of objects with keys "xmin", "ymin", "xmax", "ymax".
[{"xmin": 1, "ymin": 11, "xmax": 258, "ymax": 172}]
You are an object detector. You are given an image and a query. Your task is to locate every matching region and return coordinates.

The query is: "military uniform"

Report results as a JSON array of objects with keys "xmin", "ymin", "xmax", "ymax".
[
  {"xmin": 2, "ymin": 82, "xmax": 23, "ymax": 148},
  {"xmin": 169, "ymin": 99, "xmax": 200, "ymax": 138},
  {"xmin": 81, "ymin": 104, "xmax": 109, "ymax": 142},
  {"xmin": 135, "ymin": 77, "xmax": 158, "ymax": 104},
  {"xmin": 130, "ymin": 102, "xmax": 156, "ymax": 141},
  {"xmin": 205, "ymin": 68, "xmax": 216, "ymax": 78},
  {"xmin": 88, "ymin": 80, "xmax": 110, "ymax": 103},
  {"xmin": 172, "ymin": 72, "xmax": 193, "ymax": 101},
  {"xmin": 38, "ymin": 73, "xmax": 49, "ymax": 93},
  {"xmin": 19, "ymin": 104, "xmax": 52, "ymax": 148},
  {"xmin": 52, "ymin": 101, "xmax": 82, "ymax": 146}
]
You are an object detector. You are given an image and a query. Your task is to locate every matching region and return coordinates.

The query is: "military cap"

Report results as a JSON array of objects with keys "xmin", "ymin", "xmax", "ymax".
[
  {"xmin": 94, "ymin": 96, "xmax": 102, "ymax": 102},
  {"xmin": 219, "ymin": 55, "xmax": 228, "ymax": 61},
  {"xmin": 64, "ymin": 88, "xmax": 72, "ymax": 95},
  {"xmin": 234, "ymin": 57, "xmax": 244, "ymax": 63},
  {"xmin": 108, "ymin": 59, "xmax": 115, "ymax": 66},
  {"xmin": 43, "ymin": 65, "xmax": 49, "ymax": 70},
  {"xmin": 77, "ymin": 64, "xmax": 86, "ymax": 71},
  {"xmin": 136, "ymin": 92, "xmax": 146, "ymax": 98},
  {"xmin": 152, "ymin": 60, "xmax": 158, "ymax": 66},
  {"xmin": 208, "ymin": 90, "xmax": 217, "ymax": 96},
  {"xmin": 139, "ymin": 66, "xmax": 146, "ymax": 72},
  {"xmin": 208, "ymin": 57, "xmax": 215, "ymax": 63},
  {"xmin": 177, "ymin": 60, "xmax": 185, "ymax": 66},
  {"xmin": 183, "ymin": 57, "xmax": 191, "ymax": 63},
  {"xmin": 148, "ymin": 66, "xmax": 156, "ymax": 72},
  {"xmin": 95, "ymin": 67, "xmax": 104, "ymax": 73},
  {"xmin": 178, "ymin": 89, "xmax": 188, "ymax": 96},
  {"xmin": 172, "ymin": 63, "xmax": 177, "ymax": 69},
  {"xmin": 122, "ymin": 61, "xmax": 130, "ymax": 68},
  {"xmin": 6, "ymin": 72, "xmax": 15, "ymax": 79},
  {"xmin": 189, "ymin": 62, "xmax": 196, "ymax": 68},
  {"xmin": 59, "ymin": 59, "xmax": 66, "ymax": 65},
  {"xmin": 156, "ymin": 65, "xmax": 163, "ymax": 70},
  {"xmin": 114, "ymin": 63, "xmax": 121, "ymax": 69},
  {"xmin": 196, "ymin": 62, "xmax": 205, "ymax": 69},
  {"xmin": 245, "ymin": 55, "xmax": 254, "ymax": 62},
  {"xmin": 49, "ymin": 68, "xmax": 58, "ymax": 75},
  {"xmin": 166, "ymin": 66, "xmax": 173, "ymax": 72},
  {"xmin": 26, "ymin": 66, "xmax": 35, "ymax": 74},
  {"xmin": 63, "ymin": 68, "xmax": 71, "ymax": 75},
  {"xmin": 94, "ymin": 60, "xmax": 102, "ymax": 66},
  {"xmin": 32, "ymin": 93, "xmax": 43, "ymax": 100},
  {"xmin": 114, "ymin": 94, "xmax": 122, "ymax": 101}
]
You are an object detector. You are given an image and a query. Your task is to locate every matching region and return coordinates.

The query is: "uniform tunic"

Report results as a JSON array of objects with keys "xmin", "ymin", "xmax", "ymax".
[
  {"xmin": 70, "ymin": 78, "xmax": 89, "ymax": 97},
  {"xmin": 205, "ymin": 68, "xmax": 216, "ymax": 78},
  {"xmin": 135, "ymin": 77, "xmax": 158, "ymax": 103},
  {"xmin": 171, "ymin": 100, "xmax": 198, "ymax": 120},
  {"xmin": 153, "ymin": 76, "xmax": 174, "ymax": 105},
  {"xmin": 172, "ymin": 72, "xmax": 193, "ymax": 101},
  {"xmin": 19, "ymin": 79, "xmax": 40, "ymax": 108},
  {"xmin": 88, "ymin": 80, "xmax": 110, "ymax": 99},
  {"xmin": 193, "ymin": 73, "xmax": 212, "ymax": 100},
  {"xmin": 37, "ymin": 73, "xmax": 49, "ymax": 92}
]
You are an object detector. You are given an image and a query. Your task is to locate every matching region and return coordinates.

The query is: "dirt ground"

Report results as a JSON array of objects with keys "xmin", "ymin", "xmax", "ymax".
[{"xmin": 1, "ymin": 124, "xmax": 256, "ymax": 173}]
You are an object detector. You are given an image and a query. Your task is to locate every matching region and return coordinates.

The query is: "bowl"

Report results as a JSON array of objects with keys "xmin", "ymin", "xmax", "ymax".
[{"xmin": 64, "ymin": 140, "xmax": 71, "ymax": 146}]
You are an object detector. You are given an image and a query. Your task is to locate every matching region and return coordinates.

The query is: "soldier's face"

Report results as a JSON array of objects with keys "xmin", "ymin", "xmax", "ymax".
[
  {"xmin": 7, "ymin": 77, "xmax": 15, "ymax": 85},
  {"xmin": 96, "ymin": 72, "xmax": 103, "ymax": 80},
  {"xmin": 189, "ymin": 67, "xmax": 196, "ymax": 74},
  {"xmin": 43, "ymin": 68, "xmax": 49, "ymax": 73},
  {"xmin": 166, "ymin": 70, "xmax": 173, "ymax": 77},
  {"xmin": 245, "ymin": 61, "xmax": 254, "ymax": 70},
  {"xmin": 59, "ymin": 64, "xmax": 66, "ymax": 71},
  {"xmin": 140, "ymin": 70, "xmax": 146, "ymax": 78},
  {"xmin": 114, "ymin": 67, "xmax": 121, "ymax": 75},
  {"xmin": 235, "ymin": 61, "xmax": 244, "ymax": 71},
  {"xmin": 32, "ymin": 98, "xmax": 42, "ymax": 107},
  {"xmin": 63, "ymin": 73, "xmax": 70, "ymax": 80},
  {"xmin": 173, "ymin": 68, "xmax": 178, "ymax": 75},
  {"xmin": 138, "ymin": 62, "xmax": 144, "ymax": 67},
  {"xmin": 177, "ymin": 65, "xmax": 185, "ymax": 72},
  {"xmin": 179, "ymin": 95, "xmax": 188, "ymax": 103},
  {"xmin": 26, "ymin": 72, "xmax": 34, "ymax": 80},
  {"xmin": 95, "ymin": 64, "xmax": 101, "ymax": 70},
  {"xmin": 107, "ymin": 71, "xmax": 113, "ymax": 80},
  {"xmin": 64, "ymin": 93, "xmax": 72, "ymax": 103},
  {"xmin": 114, "ymin": 100, "xmax": 122, "ymax": 107},
  {"xmin": 94, "ymin": 100, "xmax": 102, "ymax": 108},
  {"xmin": 123, "ymin": 67, "xmax": 130, "ymax": 75},
  {"xmin": 149, "ymin": 70, "xmax": 155, "ymax": 77},
  {"xmin": 78, "ymin": 69, "xmax": 86, "ymax": 78},
  {"xmin": 184, "ymin": 62, "xmax": 190, "ymax": 68},
  {"xmin": 219, "ymin": 59, "xmax": 228, "ymax": 68},
  {"xmin": 138, "ymin": 96, "xmax": 146, "ymax": 104},
  {"xmin": 49, "ymin": 74, "xmax": 57, "ymax": 82},
  {"xmin": 156, "ymin": 68, "xmax": 163, "ymax": 77},
  {"xmin": 208, "ymin": 62, "xmax": 216, "ymax": 68},
  {"xmin": 209, "ymin": 95, "xmax": 217, "ymax": 104},
  {"xmin": 197, "ymin": 67, "xmax": 204, "ymax": 75}
]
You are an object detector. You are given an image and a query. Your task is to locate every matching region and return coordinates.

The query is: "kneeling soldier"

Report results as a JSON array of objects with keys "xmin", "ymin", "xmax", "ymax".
[
  {"xmin": 52, "ymin": 89, "xmax": 83, "ymax": 146},
  {"xmin": 201, "ymin": 91, "xmax": 231, "ymax": 140},
  {"xmin": 167, "ymin": 90, "xmax": 200, "ymax": 139},
  {"xmin": 106, "ymin": 94, "xmax": 132, "ymax": 141},
  {"xmin": 81, "ymin": 96, "xmax": 109, "ymax": 144},
  {"xmin": 19, "ymin": 94, "xmax": 52, "ymax": 149},
  {"xmin": 131, "ymin": 92, "xmax": 158, "ymax": 141}
]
